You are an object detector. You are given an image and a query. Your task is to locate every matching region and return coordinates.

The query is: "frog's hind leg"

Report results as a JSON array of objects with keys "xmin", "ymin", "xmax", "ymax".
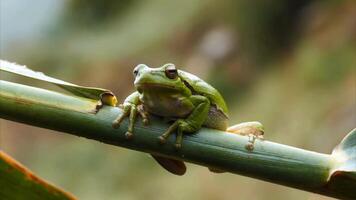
[
  {"xmin": 159, "ymin": 120, "xmax": 179, "ymax": 144},
  {"xmin": 227, "ymin": 121, "xmax": 265, "ymax": 151},
  {"xmin": 159, "ymin": 95, "xmax": 210, "ymax": 149}
]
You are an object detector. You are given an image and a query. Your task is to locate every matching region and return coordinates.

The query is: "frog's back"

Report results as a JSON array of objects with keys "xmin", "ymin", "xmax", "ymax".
[{"xmin": 178, "ymin": 70, "xmax": 228, "ymax": 130}]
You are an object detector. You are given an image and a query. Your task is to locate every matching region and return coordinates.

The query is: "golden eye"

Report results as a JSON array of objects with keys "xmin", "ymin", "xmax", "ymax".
[{"xmin": 165, "ymin": 64, "xmax": 178, "ymax": 79}]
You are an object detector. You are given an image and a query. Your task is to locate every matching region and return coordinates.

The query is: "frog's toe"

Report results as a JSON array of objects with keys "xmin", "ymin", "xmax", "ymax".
[
  {"xmin": 142, "ymin": 118, "xmax": 149, "ymax": 126},
  {"xmin": 245, "ymin": 143, "xmax": 254, "ymax": 151},
  {"xmin": 158, "ymin": 136, "xmax": 167, "ymax": 144},
  {"xmin": 125, "ymin": 131, "xmax": 134, "ymax": 140},
  {"xmin": 137, "ymin": 104, "xmax": 149, "ymax": 126},
  {"xmin": 174, "ymin": 143, "xmax": 182, "ymax": 150},
  {"xmin": 112, "ymin": 122, "xmax": 120, "ymax": 129},
  {"xmin": 158, "ymin": 121, "xmax": 179, "ymax": 145},
  {"xmin": 112, "ymin": 116, "xmax": 123, "ymax": 129},
  {"xmin": 112, "ymin": 105, "xmax": 131, "ymax": 129}
]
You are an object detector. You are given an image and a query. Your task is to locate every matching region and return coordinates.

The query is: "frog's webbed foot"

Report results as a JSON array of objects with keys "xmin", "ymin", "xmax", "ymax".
[
  {"xmin": 159, "ymin": 119, "xmax": 195, "ymax": 149},
  {"xmin": 227, "ymin": 121, "xmax": 265, "ymax": 151},
  {"xmin": 112, "ymin": 103, "xmax": 150, "ymax": 139}
]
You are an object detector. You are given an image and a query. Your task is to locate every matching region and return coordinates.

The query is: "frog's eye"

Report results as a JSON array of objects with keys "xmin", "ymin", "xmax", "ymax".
[{"xmin": 165, "ymin": 64, "xmax": 178, "ymax": 79}]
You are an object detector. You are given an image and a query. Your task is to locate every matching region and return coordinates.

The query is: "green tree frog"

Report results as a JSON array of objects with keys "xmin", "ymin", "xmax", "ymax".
[{"xmin": 112, "ymin": 63, "xmax": 264, "ymax": 175}]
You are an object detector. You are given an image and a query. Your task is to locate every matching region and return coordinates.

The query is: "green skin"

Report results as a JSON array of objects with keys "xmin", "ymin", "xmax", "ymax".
[{"xmin": 112, "ymin": 63, "xmax": 229, "ymax": 148}]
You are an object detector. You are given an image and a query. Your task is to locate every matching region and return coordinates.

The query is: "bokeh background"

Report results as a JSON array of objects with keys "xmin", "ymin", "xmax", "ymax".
[{"xmin": 1, "ymin": 0, "xmax": 355, "ymax": 199}]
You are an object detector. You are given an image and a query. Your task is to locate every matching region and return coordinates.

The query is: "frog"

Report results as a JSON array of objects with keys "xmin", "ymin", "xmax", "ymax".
[{"xmin": 112, "ymin": 63, "xmax": 264, "ymax": 175}]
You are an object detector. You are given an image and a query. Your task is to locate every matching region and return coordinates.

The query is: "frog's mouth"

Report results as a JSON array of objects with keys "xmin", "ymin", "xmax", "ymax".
[{"xmin": 136, "ymin": 83, "xmax": 180, "ymax": 90}]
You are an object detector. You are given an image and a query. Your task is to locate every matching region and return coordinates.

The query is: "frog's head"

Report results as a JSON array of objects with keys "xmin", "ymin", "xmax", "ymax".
[{"xmin": 133, "ymin": 63, "xmax": 188, "ymax": 93}]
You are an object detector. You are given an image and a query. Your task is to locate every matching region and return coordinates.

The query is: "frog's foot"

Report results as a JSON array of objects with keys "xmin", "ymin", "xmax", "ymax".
[
  {"xmin": 227, "ymin": 121, "xmax": 264, "ymax": 151},
  {"xmin": 158, "ymin": 120, "xmax": 179, "ymax": 145},
  {"xmin": 137, "ymin": 104, "xmax": 149, "ymax": 126},
  {"xmin": 112, "ymin": 103, "xmax": 138, "ymax": 140},
  {"xmin": 245, "ymin": 134, "xmax": 262, "ymax": 151},
  {"xmin": 159, "ymin": 119, "xmax": 195, "ymax": 149},
  {"xmin": 112, "ymin": 104, "xmax": 130, "ymax": 129}
]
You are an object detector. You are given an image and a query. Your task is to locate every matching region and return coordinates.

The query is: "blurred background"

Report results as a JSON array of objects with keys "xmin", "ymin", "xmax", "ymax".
[{"xmin": 0, "ymin": 0, "xmax": 355, "ymax": 199}]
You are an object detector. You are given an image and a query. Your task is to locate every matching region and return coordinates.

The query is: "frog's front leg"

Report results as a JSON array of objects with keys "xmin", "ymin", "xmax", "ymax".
[
  {"xmin": 112, "ymin": 92, "xmax": 148, "ymax": 139},
  {"xmin": 159, "ymin": 95, "xmax": 210, "ymax": 149}
]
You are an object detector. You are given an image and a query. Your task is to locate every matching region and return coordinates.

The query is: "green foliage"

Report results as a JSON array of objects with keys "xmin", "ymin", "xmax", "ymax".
[
  {"xmin": 297, "ymin": 44, "xmax": 356, "ymax": 85},
  {"xmin": 62, "ymin": 0, "xmax": 138, "ymax": 28},
  {"xmin": 226, "ymin": 0, "xmax": 312, "ymax": 63}
]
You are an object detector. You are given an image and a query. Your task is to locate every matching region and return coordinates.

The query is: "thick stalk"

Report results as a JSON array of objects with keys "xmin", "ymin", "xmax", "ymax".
[{"xmin": 0, "ymin": 80, "xmax": 354, "ymax": 199}]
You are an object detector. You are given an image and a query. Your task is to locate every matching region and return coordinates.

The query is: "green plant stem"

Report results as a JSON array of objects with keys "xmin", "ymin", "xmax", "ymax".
[{"xmin": 0, "ymin": 80, "xmax": 354, "ymax": 199}]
